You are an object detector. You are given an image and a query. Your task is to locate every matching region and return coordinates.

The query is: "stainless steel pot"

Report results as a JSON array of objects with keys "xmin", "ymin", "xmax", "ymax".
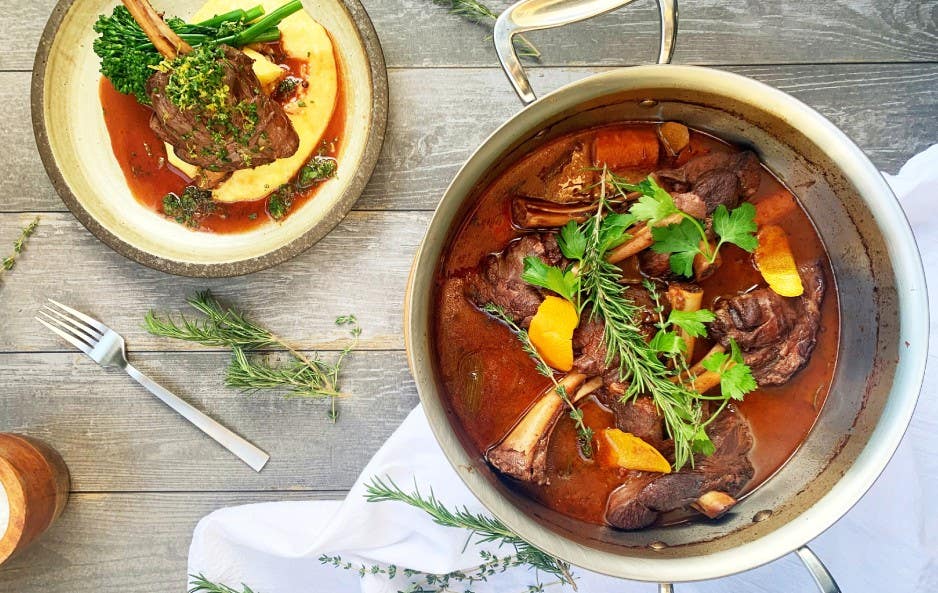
[{"xmin": 404, "ymin": 0, "xmax": 928, "ymax": 589}]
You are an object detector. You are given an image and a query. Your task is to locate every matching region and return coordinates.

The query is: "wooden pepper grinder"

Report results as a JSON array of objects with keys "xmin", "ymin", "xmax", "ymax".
[{"xmin": 0, "ymin": 434, "xmax": 70, "ymax": 564}]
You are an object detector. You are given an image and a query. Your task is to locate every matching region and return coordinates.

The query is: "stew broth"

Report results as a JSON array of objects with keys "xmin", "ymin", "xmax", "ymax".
[{"xmin": 432, "ymin": 123, "xmax": 840, "ymax": 527}]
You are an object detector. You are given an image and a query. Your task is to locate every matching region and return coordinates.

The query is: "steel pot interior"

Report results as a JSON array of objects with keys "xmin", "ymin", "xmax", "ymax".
[{"xmin": 405, "ymin": 65, "xmax": 927, "ymax": 582}]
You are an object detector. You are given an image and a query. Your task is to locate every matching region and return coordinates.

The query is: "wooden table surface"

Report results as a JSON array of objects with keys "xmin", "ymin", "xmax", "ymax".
[{"xmin": 0, "ymin": 0, "xmax": 936, "ymax": 590}]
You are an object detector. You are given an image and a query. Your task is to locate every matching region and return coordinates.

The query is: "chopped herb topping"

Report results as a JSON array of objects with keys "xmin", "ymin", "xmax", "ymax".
[
  {"xmin": 296, "ymin": 155, "xmax": 338, "ymax": 189},
  {"xmin": 163, "ymin": 186, "xmax": 217, "ymax": 228}
]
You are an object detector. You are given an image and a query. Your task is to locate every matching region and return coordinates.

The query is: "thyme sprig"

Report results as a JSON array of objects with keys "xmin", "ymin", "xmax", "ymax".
[
  {"xmin": 145, "ymin": 291, "xmax": 359, "ymax": 420},
  {"xmin": 482, "ymin": 302, "xmax": 594, "ymax": 457},
  {"xmin": 188, "ymin": 574, "xmax": 257, "ymax": 593},
  {"xmin": 362, "ymin": 476, "xmax": 576, "ymax": 590},
  {"xmin": 430, "ymin": 0, "xmax": 541, "ymax": 59},
  {"xmin": 1, "ymin": 217, "xmax": 39, "ymax": 276}
]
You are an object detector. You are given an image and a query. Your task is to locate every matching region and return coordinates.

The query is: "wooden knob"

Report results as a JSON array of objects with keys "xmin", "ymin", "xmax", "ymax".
[{"xmin": 0, "ymin": 434, "xmax": 70, "ymax": 564}]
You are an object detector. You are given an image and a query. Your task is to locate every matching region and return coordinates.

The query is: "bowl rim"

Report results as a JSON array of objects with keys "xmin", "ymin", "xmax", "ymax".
[
  {"xmin": 30, "ymin": 0, "xmax": 389, "ymax": 278},
  {"xmin": 404, "ymin": 64, "xmax": 929, "ymax": 582}
]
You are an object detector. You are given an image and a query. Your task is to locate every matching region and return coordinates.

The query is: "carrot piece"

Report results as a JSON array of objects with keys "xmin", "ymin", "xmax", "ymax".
[
  {"xmin": 596, "ymin": 428, "xmax": 671, "ymax": 473},
  {"xmin": 755, "ymin": 224, "xmax": 804, "ymax": 297},
  {"xmin": 593, "ymin": 128, "xmax": 660, "ymax": 170},
  {"xmin": 528, "ymin": 296, "xmax": 579, "ymax": 371}
]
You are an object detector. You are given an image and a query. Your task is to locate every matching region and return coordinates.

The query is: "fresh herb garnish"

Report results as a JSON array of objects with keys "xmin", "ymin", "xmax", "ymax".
[
  {"xmin": 144, "ymin": 291, "xmax": 359, "ymax": 420},
  {"xmin": 163, "ymin": 186, "xmax": 217, "ymax": 228},
  {"xmin": 430, "ymin": 0, "xmax": 541, "ymax": 59},
  {"xmin": 93, "ymin": 2, "xmax": 302, "ymax": 104},
  {"xmin": 1, "ymin": 217, "xmax": 39, "ymax": 275},
  {"xmin": 701, "ymin": 338, "xmax": 757, "ymax": 402},
  {"xmin": 516, "ymin": 171, "xmax": 758, "ymax": 469},
  {"xmin": 611, "ymin": 175, "xmax": 759, "ymax": 277},
  {"xmin": 296, "ymin": 155, "xmax": 337, "ymax": 189},
  {"xmin": 189, "ymin": 574, "xmax": 257, "ymax": 593},
  {"xmin": 521, "ymin": 257, "xmax": 579, "ymax": 304},
  {"xmin": 267, "ymin": 184, "xmax": 296, "ymax": 220},
  {"xmin": 483, "ymin": 303, "xmax": 594, "ymax": 457},
  {"xmin": 362, "ymin": 476, "xmax": 576, "ymax": 589}
]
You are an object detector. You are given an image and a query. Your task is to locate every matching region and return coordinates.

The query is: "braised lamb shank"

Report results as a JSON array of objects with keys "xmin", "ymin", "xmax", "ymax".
[{"xmin": 122, "ymin": 0, "xmax": 299, "ymax": 174}]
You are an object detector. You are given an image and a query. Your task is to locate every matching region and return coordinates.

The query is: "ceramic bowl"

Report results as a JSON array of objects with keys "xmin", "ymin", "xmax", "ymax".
[{"xmin": 32, "ymin": 0, "xmax": 388, "ymax": 276}]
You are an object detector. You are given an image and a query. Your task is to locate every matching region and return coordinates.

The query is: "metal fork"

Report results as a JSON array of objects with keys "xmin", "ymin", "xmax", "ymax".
[{"xmin": 36, "ymin": 299, "xmax": 269, "ymax": 471}]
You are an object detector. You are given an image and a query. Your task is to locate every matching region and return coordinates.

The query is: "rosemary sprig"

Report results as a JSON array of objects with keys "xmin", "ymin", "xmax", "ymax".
[
  {"xmin": 481, "ymin": 303, "xmax": 593, "ymax": 457},
  {"xmin": 188, "ymin": 574, "xmax": 257, "ymax": 593},
  {"xmin": 563, "ymin": 178, "xmax": 712, "ymax": 469},
  {"xmin": 1, "ymin": 217, "xmax": 39, "ymax": 275},
  {"xmin": 430, "ymin": 0, "xmax": 541, "ymax": 59},
  {"xmin": 364, "ymin": 476, "xmax": 576, "ymax": 589},
  {"xmin": 145, "ymin": 291, "xmax": 360, "ymax": 419}
]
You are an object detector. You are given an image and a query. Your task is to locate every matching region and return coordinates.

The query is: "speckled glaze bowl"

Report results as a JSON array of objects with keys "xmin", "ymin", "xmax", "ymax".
[{"xmin": 32, "ymin": 0, "xmax": 387, "ymax": 277}]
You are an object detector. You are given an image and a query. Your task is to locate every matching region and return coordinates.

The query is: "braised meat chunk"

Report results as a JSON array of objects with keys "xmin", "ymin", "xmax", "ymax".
[
  {"xmin": 605, "ymin": 411, "xmax": 754, "ymax": 530},
  {"xmin": 658, "ymin": 151, "xmax": 761, "ymax": 213},
  {"xmin": 709, "ymin": 262, "xmax": 826, "ymax": 385},
  {"xmin": 572, "ymin": 285, "xmax": 665, "ymax": 377},
  {"xmin": 466, "ymin": 233, "xmax": 564, "ymax": 326},
  {"xmin": 147, "ymin": 44, "xmax": 300, "ymax": 172}
]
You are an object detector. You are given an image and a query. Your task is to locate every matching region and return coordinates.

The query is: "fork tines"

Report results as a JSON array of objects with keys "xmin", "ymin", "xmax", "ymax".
[{"xmin": 36, "ymin": 299, "xmax": 106, "ymax": 354}]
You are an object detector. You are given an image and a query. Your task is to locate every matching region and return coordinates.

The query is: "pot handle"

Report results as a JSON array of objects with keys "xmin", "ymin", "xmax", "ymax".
[
  {"xmin": 655, "ymin": 546, "xmax": 841, "ymax": 593},
  {"xmin": 494, "ymin": 0, "xmax": 678, "ymax": 105},
  {"xmin": 796, "ymin": 545, "xmax": 842, "ymax": 593}
]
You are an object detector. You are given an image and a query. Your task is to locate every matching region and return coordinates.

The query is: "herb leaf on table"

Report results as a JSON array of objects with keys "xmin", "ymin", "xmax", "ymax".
[
  {"xmin": 430, "ymin": 0, "xmax": 542, "ymax": 59},
  {"xmin": 1, "ymin": 217, "xmax": 39, "ymax": 277},
  {"xmin": 145, "ymin": 291, "xmax": 359, "ymax": 420}
]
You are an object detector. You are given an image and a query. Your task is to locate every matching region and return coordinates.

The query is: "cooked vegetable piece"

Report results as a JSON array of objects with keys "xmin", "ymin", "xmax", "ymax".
[
  {"xmin": 692, "ymin": 490, "xmax": 737, "ymax": 519},
  {"xmin": 596, "ymin": 428, "xmax": 672, "ymax": 473},
  {"xmin": 528, "ymin": 296, "xmax": 579, "ymax": 371},
  {"xmin": 755, "ymin": 224, "xmax": 804, "ymax": 297},
  {"xmin": 666, "ymin": 284, "xmax": 708, "ymax": 357},
  {"xmin": 658, "ymin": 122, "xmax": 690, "ymax": 156},
  {"xmin": 593, "ymin": 128, "xmax": 660, "ymax": 170}
]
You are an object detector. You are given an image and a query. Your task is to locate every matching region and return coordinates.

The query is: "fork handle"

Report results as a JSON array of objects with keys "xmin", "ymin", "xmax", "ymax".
[{"xmin": 124, "ymin": 364, "xmax": 270, "ymax": 472}]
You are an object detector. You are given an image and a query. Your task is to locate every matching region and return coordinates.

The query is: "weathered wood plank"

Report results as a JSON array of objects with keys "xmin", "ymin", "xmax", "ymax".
[
  {"xmin": 5, "ymin": 64, "xmax": 937, "ymax": 213},
  {"xmin": 0, "ymin": 491, "xmax": 337, "ymax": 593},
  {"xmin": 2, "ymin": 0, "xmax": 936, "ymax": 71},
  {"xmin": 0, "ymin": 351, "xmax": 418, "ymax": 491},
  {"xmin": 0, "ymin": 212, "xmax": 428, "ymax": 352}
]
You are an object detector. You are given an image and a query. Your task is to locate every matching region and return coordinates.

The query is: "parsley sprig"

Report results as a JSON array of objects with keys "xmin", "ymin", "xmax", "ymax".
[{"xmin": 610, "ymin": 176, "xmax": 758, "ymax": 277}]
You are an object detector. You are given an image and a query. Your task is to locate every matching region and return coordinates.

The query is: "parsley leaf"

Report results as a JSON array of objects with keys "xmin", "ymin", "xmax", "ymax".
[
  {"xmin": 598, "ymin": 212, "xmax": 637, "ymax": 253},
  {"xmin": 713, "ymin": 202, "xmax": 758, "ymax": 252},
  {"xmin": 557, "ymin": 221, "xmax": 586, "ymax": 261},
  {"xmin": 668, "ymin": 309, "xmax": 716, "ymax": 338},
  {"xmin": 629, "ymin": 178, "xmax": 679, "ymax": 223},
  {"xmin": 692, "ymin": 427, "xmax": 716, "ymax": 455},
  {"xmin": 521, "ymin": 257, "xmax": 579, "ymax": 303},
  {"xmin": 651, "ymin": 219, "xmax": 701, "ymax": 277},
  {"xmin": 649, "ymin": 329, "xmax": 685, "ymax": 355},
  {"xmin": 701, "ymin": 338, "xmax": 758, "ymax": 400}
]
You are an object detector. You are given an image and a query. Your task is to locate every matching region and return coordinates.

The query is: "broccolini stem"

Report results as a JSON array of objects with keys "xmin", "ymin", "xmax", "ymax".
[
  {"xmin": 193, "ymin": 7, "xmax": 258, "ymax": 29},
  {"xmin": 231, "ymin": 0, "xmax": 303, "ymax": 45}
]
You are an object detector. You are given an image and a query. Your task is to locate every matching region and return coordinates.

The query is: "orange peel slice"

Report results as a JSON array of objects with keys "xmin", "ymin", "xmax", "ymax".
[
  {"xmin": 755, "ymin": 224, "xmax": 804, "ymax": 297},
  {"xmin": 528, "ymin": 296, "xmax": 578, "ymax": 372}
]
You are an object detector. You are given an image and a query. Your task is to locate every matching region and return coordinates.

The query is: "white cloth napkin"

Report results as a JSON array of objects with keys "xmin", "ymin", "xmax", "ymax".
[{"xmin": 189, "ymin": 146, "xmax": 938, "ymax": 592}]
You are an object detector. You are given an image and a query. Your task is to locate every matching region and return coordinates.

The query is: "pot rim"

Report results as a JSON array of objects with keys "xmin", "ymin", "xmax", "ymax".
[{"xmin": 405, "ymin": 64, "xmax": 928, "ymax": 581}]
